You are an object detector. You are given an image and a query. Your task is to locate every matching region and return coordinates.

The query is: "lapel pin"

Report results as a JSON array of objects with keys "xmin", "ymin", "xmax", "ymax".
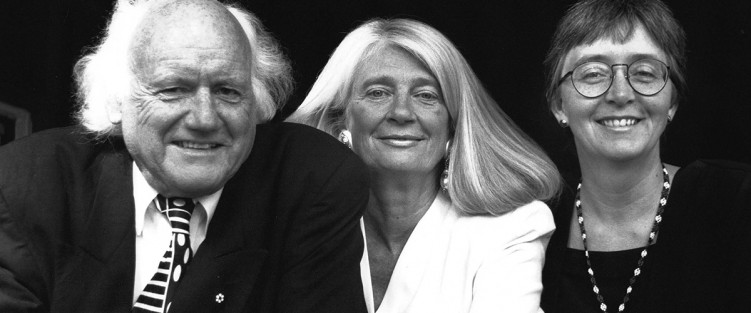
[{"xmin": 215, "ymin": 293, "xmax": 225, "ymax": 303}]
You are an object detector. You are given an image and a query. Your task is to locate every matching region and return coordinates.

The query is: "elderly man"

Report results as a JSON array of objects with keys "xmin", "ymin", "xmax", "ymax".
[{"xmin": 0, "ymin": 0, "xmax": 368, "ymax": 312}]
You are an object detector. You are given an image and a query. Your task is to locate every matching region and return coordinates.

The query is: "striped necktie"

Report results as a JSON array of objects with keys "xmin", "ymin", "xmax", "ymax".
[{"xmin": 133, "ymin": 195, "xmax": 195, "ymax": 313}]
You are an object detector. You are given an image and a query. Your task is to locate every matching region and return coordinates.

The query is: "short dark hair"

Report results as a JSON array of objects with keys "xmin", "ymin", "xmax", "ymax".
[{"xmin": 544, "ymin": 0, "xmax": 687, "ymax": 111}]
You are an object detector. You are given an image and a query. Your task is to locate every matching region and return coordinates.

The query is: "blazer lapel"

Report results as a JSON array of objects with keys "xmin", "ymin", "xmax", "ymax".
[
  {"xmin": 378, "ymin": 193, "xmax": 453, "ymax": 312},
  {"xmin": 167, "ymin": 179, "xmax": 268, "ymax": 313},
  {"xmin": 53, "ymin": 145, "xmax": 137, "ymax": 311}
]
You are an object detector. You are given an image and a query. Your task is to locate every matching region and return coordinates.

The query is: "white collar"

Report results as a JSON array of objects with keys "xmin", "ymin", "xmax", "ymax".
[{"xmin": 132, "ymin": 162, "xmax": 222, "ymax": 235}]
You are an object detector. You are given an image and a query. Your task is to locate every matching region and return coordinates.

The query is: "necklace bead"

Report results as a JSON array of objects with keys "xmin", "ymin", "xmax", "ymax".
[{"xmin": 575, "ymin": 164, "xmax": 671, "ymax": 313}]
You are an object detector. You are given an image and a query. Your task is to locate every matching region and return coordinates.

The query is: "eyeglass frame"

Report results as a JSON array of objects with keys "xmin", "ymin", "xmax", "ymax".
[{"xmin": 556, "ymin": 58, "xmax": 672, "ymax": 98}]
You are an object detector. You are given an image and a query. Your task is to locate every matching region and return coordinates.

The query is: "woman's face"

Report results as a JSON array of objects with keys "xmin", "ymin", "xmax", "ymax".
[
  {"xmin": 553, "ymin": 24, "xmax": 677, "ymax": 163},
  {"xmin": 345, "ymin": 45, "xmax": 450, "ymax": 178}
]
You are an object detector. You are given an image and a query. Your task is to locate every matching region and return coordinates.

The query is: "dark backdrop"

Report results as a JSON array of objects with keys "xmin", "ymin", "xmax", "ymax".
[{"xmin": 1, "ymin": 0, "xmax": 749, "ymax": 170}]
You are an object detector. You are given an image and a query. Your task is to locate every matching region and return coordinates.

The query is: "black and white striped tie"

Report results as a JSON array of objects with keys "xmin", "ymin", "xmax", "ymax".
[{"xmin": 133, "ymin": 195, "xmax": 195, "ymax": 313}]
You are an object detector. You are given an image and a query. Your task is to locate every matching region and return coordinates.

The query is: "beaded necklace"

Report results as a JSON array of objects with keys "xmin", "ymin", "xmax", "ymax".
[{"xmin": 575, "ymin": 165, "xmax": 671, "ymax": 312}]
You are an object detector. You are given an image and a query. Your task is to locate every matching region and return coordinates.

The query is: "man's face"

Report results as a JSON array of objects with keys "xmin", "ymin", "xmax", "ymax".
[{"xmin": 121, "ymin": 1, "xmax": 257, "ymax": 197}]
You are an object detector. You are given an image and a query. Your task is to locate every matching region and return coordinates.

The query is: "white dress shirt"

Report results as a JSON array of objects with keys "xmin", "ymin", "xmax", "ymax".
[
  {"xmin": 131, "ymin": 162, "xmax": 222, "ymax": 303},
  {"xmin": 360, "ymin": 192, "xmax": 554, "ymax": 313}
]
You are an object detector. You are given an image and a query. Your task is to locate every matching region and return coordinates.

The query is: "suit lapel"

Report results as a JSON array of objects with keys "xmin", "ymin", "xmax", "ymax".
[
  {"xmin": 378, "ymin": 193, "xmax": 453, "ymax": 311},
  {"xmin": 167, "ymin": 174, "xmax": 269, "ymax": 313},
  {"xmin": 81, "ymin": 148, "xmax": 135, "ymax": 263},
  {"xmin": 53, "ymin": 143, "xmax": 137, "ymax": 311}
]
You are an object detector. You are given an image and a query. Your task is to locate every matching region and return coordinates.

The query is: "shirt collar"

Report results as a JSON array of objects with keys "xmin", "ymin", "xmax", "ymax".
[{"xmin": 133, "ymin": 162, "xmax": 222, "ymax": 235}]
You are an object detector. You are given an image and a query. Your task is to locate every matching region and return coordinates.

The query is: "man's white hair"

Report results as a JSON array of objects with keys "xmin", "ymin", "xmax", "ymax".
[{"xmin": 73, "ymin": 0, "xmax": 293, "ymax": 138}]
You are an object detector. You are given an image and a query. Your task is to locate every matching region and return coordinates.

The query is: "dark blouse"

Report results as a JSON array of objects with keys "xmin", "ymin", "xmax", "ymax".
[
  {"xmin": 541, "ymin": 160, "xmax": 751, "ymax": 313},
  {"xmin": 558, "ymin": 247, "xmax": 652, "ymax": 313}
]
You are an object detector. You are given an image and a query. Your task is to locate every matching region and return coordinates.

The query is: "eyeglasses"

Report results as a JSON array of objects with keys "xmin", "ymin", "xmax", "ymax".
[{"xmin": 557, "ymin": 58, "xmax": 670, "ymax": 98}]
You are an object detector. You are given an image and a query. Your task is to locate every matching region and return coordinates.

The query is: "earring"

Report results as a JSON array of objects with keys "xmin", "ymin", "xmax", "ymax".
[
  {"xmin": 441, "ymin": 140, "xmax": 452, "ymax": 192},
  {"xmin": 558, "ymin": 119, "xmax": 568, "ymax": 128},
  {"xmin": 338, "ymin": 130, "xmax": 352, "ymax": 149},
  {"xmin": 109, "ymin": 112, "xmax": 122, "ymax": 125}
]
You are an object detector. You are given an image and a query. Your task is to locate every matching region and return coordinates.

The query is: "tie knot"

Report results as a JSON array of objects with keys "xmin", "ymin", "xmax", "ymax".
[{"xmin": 155, "ymin": 195, "xmax": 195, "ymax": 233}]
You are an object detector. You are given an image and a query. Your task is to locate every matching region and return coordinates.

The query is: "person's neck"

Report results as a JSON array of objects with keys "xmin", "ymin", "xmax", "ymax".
[
  {"xmin": 577, "ymin": 152, "xmax": 664, "ymax": 224},
  {"xmin": 364, "ymin": 170, "xmax": 439, "ymax": 254}
]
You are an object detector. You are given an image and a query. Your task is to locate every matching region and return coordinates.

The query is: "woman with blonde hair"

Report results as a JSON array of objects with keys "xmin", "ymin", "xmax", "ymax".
[{"xmin": 288, "ymin": 18, "xmax": 560, "ymax": 312}]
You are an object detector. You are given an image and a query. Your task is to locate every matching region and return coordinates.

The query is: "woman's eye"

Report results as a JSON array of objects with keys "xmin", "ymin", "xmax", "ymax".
[
  {"xmin": 582, "ymin": 71, "xmax": 607, "ymax": 79},
  {"xmin": 576, "ymin": 70, "xmax": 609, "ymax": 84},
  {"xmin": 583, "ymin": 72, "xmax": 602, "ymax": 78},
  {"xmin": 417, "ymin": 92, "xmax": 439, "ymax": 101},
  {"xmin": 366, "ymin": 89, "xmax": 388, "ymax": 99},
  {"xmin": 630, "ymin": 68, "xmax": 659, "ymax": 82}
]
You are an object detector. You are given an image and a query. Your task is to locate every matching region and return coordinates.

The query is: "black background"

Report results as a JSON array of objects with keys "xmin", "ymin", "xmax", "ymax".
[{"xmin": 1, "ymin": 0, "xmax": 749, "ymax": 170}]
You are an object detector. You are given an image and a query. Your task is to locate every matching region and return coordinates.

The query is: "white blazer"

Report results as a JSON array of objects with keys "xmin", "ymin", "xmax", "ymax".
[{"xmin": 360, "ymin": 192, "xmax": 554, "ymax": 313}]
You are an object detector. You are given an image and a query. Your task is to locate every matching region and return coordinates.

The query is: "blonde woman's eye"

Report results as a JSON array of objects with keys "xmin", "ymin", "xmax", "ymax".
[
  {"xmin": 366, "ymin": 89, "xmax": 388, "ymax": 99},
  {"xmin": 417, "ymin": 91, "xmax": 440, "ymax": 102}
]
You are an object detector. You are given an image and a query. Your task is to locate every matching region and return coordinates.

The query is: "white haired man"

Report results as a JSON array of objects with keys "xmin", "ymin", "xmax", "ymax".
[{"xmin": 0, "ymin": 0, "xmax": 368, "ymax": 312}]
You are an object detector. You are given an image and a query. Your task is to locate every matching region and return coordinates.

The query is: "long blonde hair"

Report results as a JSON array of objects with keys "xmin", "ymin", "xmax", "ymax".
[{"xmin": 288, "ymin": 18, "xmax": 561, "ymax": 215}]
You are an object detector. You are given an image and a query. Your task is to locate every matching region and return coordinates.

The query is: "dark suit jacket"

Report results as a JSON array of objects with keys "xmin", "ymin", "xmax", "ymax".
[{"xmin": 0, "ymin": 123, "xmax": 369, "ymax": 313}]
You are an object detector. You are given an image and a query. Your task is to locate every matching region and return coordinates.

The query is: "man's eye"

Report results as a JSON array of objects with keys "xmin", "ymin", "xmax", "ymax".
[
  {"xmin": 157, "ymin": 87, "xmax": 188, "ymax": 100},
  {"xmin": 216, "ymin": 87, "xmax": 242, "ymax": 102},
  {"xmin": 160, "ymin": 87, "xmax": 181, "ymax": 94}
]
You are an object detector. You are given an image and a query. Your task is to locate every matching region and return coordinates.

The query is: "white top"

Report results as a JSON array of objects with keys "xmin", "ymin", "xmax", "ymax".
[
  {"xmin": 360, "ymin": 192, "xmax": 554, "ymax": 313},
  {"xmin": 131, "ymin": 162, "xmax": 222, "ymax": 303}
]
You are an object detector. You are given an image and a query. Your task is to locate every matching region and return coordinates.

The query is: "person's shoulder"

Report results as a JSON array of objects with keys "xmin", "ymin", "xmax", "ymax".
[
  {"xmin": 670, "ymin": 159, "xmax": 751, "ymax": 222},
  {"xmin": 255, "ymin": 122, "xmax": 350, "ymax": 156},
  {"xmin": 499, "ymin": 200, "xmax": 554, "ymax": 233},
  {"xmin": 0, "ymin": 126, "xmax": 105, "ymax": 166},
  {"xmin": 684, "ymin": 159, "xmax": 751, "ymax": 175},
  {"xmin": 2, "ymin": 125, "xmax": 81, "ymax": 148},
  {"xmin": 677, "ymin": 159, "xmax": 751, "ymax": 188},
  {"xmin": 0, "ymin": 126, "xmax": 126, "ymax": 189},
  {"xmin": 250, "ymin": 122, "xmax": 365, "ymax": 178},
  {"xmin": 256, "ymin": 122, "xmax": 333, "ymax": 141},
  {"xmin": 455, "ymin": 200, "xmax": 555, "ymax": 244}
]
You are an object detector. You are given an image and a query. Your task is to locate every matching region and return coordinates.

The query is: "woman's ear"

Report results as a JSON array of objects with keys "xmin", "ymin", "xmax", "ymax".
[
  {"xmin": 551, "ymin": 99, "xmax": 568, "ymax": 127},
  {"xmin": 338, "ymin": 129, "xmax": 352, "ymax": 149},
  {"xmin": 668, "ymin": 102, "xmax": 678, "ymax": 122},
  {"xmin": 106, "ymin": 100, "xmax": 123, "ymax": 124},
  {"xmin": 341, "ymin": 105, "xmax": 353, "ymax": 130}
]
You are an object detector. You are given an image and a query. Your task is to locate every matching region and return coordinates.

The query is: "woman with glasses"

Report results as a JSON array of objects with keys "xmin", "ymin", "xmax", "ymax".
[{"xmin": 540, "ymin": 0, "xmax": 751, "ymax": 312}]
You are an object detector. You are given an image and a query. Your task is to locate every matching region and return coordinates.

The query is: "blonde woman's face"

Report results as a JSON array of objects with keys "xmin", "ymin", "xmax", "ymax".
[{"xmin": 345, "ymin": 46, "xmax": 450, "ymax": 178}]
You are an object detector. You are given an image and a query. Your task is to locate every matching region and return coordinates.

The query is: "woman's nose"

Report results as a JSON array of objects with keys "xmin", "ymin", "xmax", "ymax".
[
  {"xmin": 604, "ymin": 67, "xmax": 636, "ymax": 105},
  {"xmin": 386, "ymin": 93, "xmax": 416, "ymax": 123}
]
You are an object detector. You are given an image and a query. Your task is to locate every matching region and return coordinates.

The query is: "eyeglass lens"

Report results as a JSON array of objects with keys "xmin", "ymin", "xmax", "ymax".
[{"xmin": 572, "ymin": 59, "xmax": 668, "ymax": 97}]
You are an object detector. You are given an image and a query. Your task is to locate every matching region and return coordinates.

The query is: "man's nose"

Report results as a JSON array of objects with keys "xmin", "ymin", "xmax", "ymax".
[{"xmin": 185, "ymin": 89, "xmax": 221, "ymax": 130}]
